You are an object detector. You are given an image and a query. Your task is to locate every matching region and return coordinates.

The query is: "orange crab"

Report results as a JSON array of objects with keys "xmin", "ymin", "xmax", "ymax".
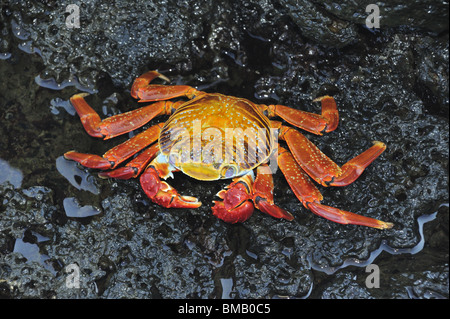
[{"xmin": 64, "ymin": 70, "xmax": 393, "ymax": 229}]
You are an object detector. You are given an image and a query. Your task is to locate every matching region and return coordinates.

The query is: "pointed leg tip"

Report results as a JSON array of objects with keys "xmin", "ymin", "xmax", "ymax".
[
  {"xmin": 63, "ymin": 151, "xmax": 113, "ymax": 170},
  {"xmin": 70, "ymin": 92, "xmax": 90, "ymax": 100},
  {"xmin": 256, "ymin": 199, "xmax": 294, "ymax": 221},
  {"xmin": 372, "ymin": 141, "xmax": 387, "ymax": 149},
  {"xmin": 141, "ymin": 70, "xmax": 170, "ymax": 82},
  {"xmin": 312, "ymin": 95, "xmax": 333, "ymax": 102},
  {"xmin": 63, "ymin": 151, "xmax": 80, "ymax": 161},
  {"xmin": 377, "ymin": 221, "xmax": 394, "ymax": 230},
  {"xmin": 286, "ymin": 212, "xmax": 295, "ymax": 221},
  {"xmin": 280, "ymin": 211, "xmax": 295, "ymax": 221},
  {"xmin": 157, "ymin": 72, "xmax": 170, "ymax": 83},
  {"xmin": 308, "ymin": 202, "xmax": 393, "ymax": 230},
  {"xmin": 63, "ymin": 150, "xmax": 75, "ymax": 159}
]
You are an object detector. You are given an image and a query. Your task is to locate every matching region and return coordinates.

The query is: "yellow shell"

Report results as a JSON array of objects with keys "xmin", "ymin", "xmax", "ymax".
[{"xmin": 159, "ymin": 93, "xmax": 274, "ymax": 180}]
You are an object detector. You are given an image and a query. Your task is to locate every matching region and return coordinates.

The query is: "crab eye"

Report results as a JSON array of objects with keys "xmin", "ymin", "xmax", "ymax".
[{"xmin": 221, "ymin": 166, "xmax": 236, "ymax": 178}]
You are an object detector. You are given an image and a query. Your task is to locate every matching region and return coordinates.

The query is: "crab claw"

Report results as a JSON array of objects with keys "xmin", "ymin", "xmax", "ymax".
[
  {"xmin": 140, "ymin": 167, "xmax": 162, "ymax": 198},
  {"xmin": 152, "ymin": 182, "xmax": 201, "ymax": 208},
  {"xmin": 140, "ymin": 166, "xmax": 201, "ymax": 209},
  {"xmin": 212, "ymin": 182, "xmax": 254, "ymax": 223},
  {"xmin": 212, "ymin": 200, "xmax": 254, "ymax": 224}
]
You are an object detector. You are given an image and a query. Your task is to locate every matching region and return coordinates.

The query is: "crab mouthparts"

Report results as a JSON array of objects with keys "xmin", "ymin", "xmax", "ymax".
[{"xmin": 179, "ymin": 163, "xmax": 221, "ymax": 181}]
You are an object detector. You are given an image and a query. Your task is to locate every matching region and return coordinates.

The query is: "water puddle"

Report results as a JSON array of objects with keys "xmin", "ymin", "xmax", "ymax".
[
  {"xmin": 307, "ymin": 207, "xmax": 445, "ymax": 275},
  {"xmin": 13, "ymin": 230, "xmax": 56, "ymax": 275},
  {"xmin": 0, "ymin": 158, "xmax": 23, "ymax": 189},
  {"xmin": 55, "ymin": 156, "xmax": 100, "ymax": 195},
  {"xmin": 63, "ymin": 197, "xmax": 102, "ymax": 218},
  {"xmin": 0, "ymin": 53, "xmax": 12, "ymax": 60},
  {"xmin": 220, "ymin": 278, "xmax": 234, "ymax": 299},
  {"xmin": 35, "ymin": 75, "xmax": 97, "ymax": 94},
  {"xmin": 49, "ymin": 97, "xmax": 76, "ymax": 116},
  {"xmin": 56, "ymin": 156, "xmax": 103, "ymax": 218}
]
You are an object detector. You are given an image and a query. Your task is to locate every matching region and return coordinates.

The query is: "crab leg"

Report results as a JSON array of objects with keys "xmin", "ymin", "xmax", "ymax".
[
  {"xmin": 262, "ymin": 95, "xmax": 339, "ymax": 135},
  {"xmin": 64, "ymin": 123, "xmax": 163, "ymax": 170},
  {"xmin": 280, "ymin": 126, "xmax": 386, "ymax": 187},
  {"xmin": 131, "ymin": 70, "xmax": 202, "ymax": 102},
  {"xmin": 70, "ymin": 93, "xmax": 182, "ymax": 140},
  {"xmin": 98, "ymin": 144, "xmax": 160, "ymax": 179},
  {"xmin": 140, "ymin": 154, "xmax": 201, "ymax": 209},
  {"xmin": 326, "ymin": 141, "xmax": 387, "ymax": 187},
  {"xmin": 253, "ymin": 165, "xmax": 294, "ymax": 220},
  {"xmin": 277, "ymin": 146, "xmax": 393, "ymax": 229}
]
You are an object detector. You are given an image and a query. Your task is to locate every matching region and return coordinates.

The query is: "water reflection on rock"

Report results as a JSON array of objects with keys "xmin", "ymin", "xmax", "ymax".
[
  {"xmin": 63, "ymin": 197, "xmax": 102, "ymax": 218},
  {"xmin": 0, "ymin": 158, "xmax": 23, "ymax": 189},
  {"xmin": 56, "ymin": 156, "xmax": 100, "ymax": 195}
]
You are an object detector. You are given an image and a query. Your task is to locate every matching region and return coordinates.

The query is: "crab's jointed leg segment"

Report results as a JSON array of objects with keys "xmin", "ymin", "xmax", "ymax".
[
  {"xmin": 280, "ymin": 126, "xmax": 340, "ymax": 187},
  {"xmin": 280, "ymin": 126, "xmax": 386, "ymax": 187},
  {"xmin": 277, "ymin": 146, "xmax": 393, "ymax": 229},
  {"xmin": 64, "ymin": 123, "xmax": 163, "ymax": 170},
  {"xmin": 263, "ymin": 95, "xmax": 339, "ymax": 135},
  {"xmin": 277, "ymin": 146, "xmax": 324, "ymax": 205},
  {"xmin": 131, "ymin": 70, "xmax": 202, "ymax": 102},
  {"xmin": 130, "ymin": 70, "xmax": 170, "ymax": 99},
  {"xmin": 98, "ymin": 144, "xmax": 160, "ymax": 179},
  {"xmin": 70, "ymin": 93, "xmax": 181, "ymax": 140},
  {"xmin": 253, "ymin": 165, "xmax": 294, "ymax": 220},
  {"xmin": 327, "ymin": 141, "xmax": 387, "ymax": 187},
  {"xmin": 307, "ymin": 202, "xmax": 393, "ymax": 229},
  {"xmin": 63, "ymin": 151, "xmax": 113, "ymax": 170}
]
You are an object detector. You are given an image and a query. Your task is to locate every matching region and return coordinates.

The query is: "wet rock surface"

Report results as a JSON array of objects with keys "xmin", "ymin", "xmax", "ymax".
[{"xmin": 0, "ymin": 0, "xmax": 448, "ymax": 298}]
